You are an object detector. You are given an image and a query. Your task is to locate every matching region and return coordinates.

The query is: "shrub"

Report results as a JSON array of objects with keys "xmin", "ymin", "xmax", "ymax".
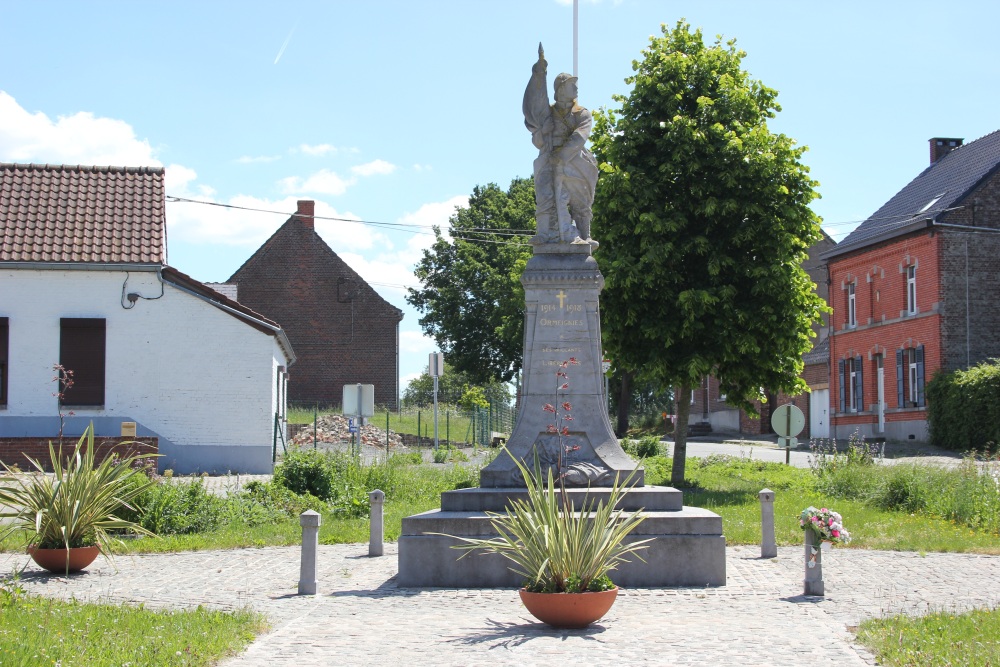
[
  {"xmin": 390, "ymin": 452, "xmax": 423, "ymax": 466},
  {"xmin": 622, "ymin": 435, "xmax": 662, "ymax": 459},
  {"xmin": 927, "ymin": 359, "xmax": 1000, "ymax": 453},
  {"xmin": 133, "ymin": 479, "xmax": 228, "ymax": 535},
  {"xmin": 273, "ymin": 449, "xmax": 335, "ymax": 499}
]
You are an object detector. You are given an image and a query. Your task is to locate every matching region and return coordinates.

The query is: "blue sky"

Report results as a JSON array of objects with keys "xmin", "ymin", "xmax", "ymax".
[{"xmin": 3, "ymin": 0, "xmax": 999, "ymax": 387}]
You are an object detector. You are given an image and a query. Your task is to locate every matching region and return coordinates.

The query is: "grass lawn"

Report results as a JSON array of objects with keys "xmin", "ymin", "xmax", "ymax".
[
  {"xmin": 0, "ymin": 585, "xmax": 266, "ymax": 667},
  {"xmin": 857, "ymin": 607, "xmax": 1000, "ymax": 666}
]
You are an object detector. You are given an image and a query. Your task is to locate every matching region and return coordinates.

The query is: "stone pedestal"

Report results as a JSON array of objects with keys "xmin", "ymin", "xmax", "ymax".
[
  {"xmin": 480, "ymin": 244, "xmax": 639, "ymax": 488},
  {"xmin": 397, "ymin": 485, "xmax": 726, "ymax": 587},
  {"xmin": 803, "ymin": 529, "xmax": 824, "ymax": 596}
]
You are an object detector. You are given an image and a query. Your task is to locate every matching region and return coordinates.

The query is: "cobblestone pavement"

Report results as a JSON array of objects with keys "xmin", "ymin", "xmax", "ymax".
[{"xmin": 5, "ymin": 544, "xmax": 1000, "ymax": 666}]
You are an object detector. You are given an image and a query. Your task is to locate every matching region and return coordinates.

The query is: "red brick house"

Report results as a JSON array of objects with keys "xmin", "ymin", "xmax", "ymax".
[
  {"xmin": 226, "ymin": 200, "xmax": 403, "ymax": 409},
  {"xmin": 822, "ymin": 133, "xmax": 1000, "ymax": 442}
]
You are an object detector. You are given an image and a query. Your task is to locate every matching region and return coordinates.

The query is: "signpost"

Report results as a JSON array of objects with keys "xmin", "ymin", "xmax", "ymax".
[
  {"xmin": 429, "ymin": 352, "xmax": 444, "ymax": 449},
  {"xmin": 770, "ymin": 403, "xmax": 805, "ymax": 465},
  {"xmin": 343, "ymin": 384, "xmax": 375, "ymax": 457}
]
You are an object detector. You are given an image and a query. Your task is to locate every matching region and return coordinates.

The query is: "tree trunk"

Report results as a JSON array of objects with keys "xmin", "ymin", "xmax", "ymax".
[
  {"xmin": 615, "ymin": 369, "xmax": 634, "ymax": 438},
  {"xmin": 670, "ymin": 383, "xmax": 693, "ymax": 486}
]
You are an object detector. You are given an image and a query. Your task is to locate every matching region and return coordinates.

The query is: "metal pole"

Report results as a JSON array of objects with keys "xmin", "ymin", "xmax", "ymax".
[
  {"xmin": 313, "ymin": 402, "xmax": 318, "ymax": 449},
  {"xmin": 356, "ymin": 384, "xmax": 362, "ymax": 458},
  {"xmin": 433, "ymin": 375, "xmax": 439, "ymax": 449},
  {"xmin": 417, "ymin": 411, "xmax": 421, "ymax": 449},
  {"xmin": 785, "ymin": 405, "xmax": 791, "ymax": 465},
  {"xmin": 446, "ymin": 410, "xmax": 450, "ymax": 445},
  {"xmin": 573, "ymin": 0, "xmax": 578, "ymax": 77}
]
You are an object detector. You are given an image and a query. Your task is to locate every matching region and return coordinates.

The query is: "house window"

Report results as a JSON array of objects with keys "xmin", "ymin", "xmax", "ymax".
[
  {"xmin": 847, "ymin": 282, "xmax": 857, "ymax": 328},
  {"xmin": 906, "ymin": 265, "xmax": 917, "ymax": 315},
  {"xmin": 838, "ymin": 356, "xmax": 864, "ymax": 413},
  {"xmin": 59, "ymin": 318, "xmax": 106, "ymax": 406},
  {"xmin": 0, "ymin": 317, "xmax": 7, "ymax": 406},
  {"xmin": 895, "ymin": 346, "xmax": 925, "ymax": 408}
]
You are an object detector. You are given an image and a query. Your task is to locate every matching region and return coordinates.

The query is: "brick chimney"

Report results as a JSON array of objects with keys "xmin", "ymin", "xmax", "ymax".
[
  {"xmin": 929, "ymin": 137, "xmax": 963, "ymax": 164},
  {"xmin": 296, "ymin": 200, "xmax": 315, "ymax": 229}
]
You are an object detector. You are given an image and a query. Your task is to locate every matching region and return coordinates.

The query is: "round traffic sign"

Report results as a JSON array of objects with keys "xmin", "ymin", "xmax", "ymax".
[{"xmin": 770, "ymin": 404, "xmax": 805, "ymax": 437}]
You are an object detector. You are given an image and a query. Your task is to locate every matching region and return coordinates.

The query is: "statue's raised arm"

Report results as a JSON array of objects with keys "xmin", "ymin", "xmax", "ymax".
[
  {"xmin": 523, "ymin": 44, "xmax": 551, "ymax": 152},
  {"xmin": 523, "ymin": 44, "xmax": 599, "ymax": 248}
]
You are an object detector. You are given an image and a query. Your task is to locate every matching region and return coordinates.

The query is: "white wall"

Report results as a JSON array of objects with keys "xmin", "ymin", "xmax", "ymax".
[{"xmin": 0, "ymin": 267, "xmax": 287, "ymax": 473}]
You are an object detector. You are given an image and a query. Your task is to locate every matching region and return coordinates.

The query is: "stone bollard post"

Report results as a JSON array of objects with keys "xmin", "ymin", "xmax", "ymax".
[
  {"xmin": 298, "ymin": 510, "xmax": 321, "ymax": 595},
  {"xmin": 369, "ymin": 489, "xmax": 385, "ymax": 557},
  {"xmin": 803, "ymin": 527, "xmax": 824, "ymax": 596},
  {"xmin": 758, "ymin": 488, "xmax": 777, "ymax": 559}
]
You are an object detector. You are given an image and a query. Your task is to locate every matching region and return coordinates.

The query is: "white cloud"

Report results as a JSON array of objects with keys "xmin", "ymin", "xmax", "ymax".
[
  {"xmin": 400, "ymin": 330, "xmax": 437, "ymax": 355},
  {"xmin": 279, "ymin": 168, "xmax": 355, "ymax": 195},
  {"xmin": 0, "ymin": 91, "xmax": 160, "ymax": 167},
  {"xmin": 400, "ymin": 195, "xmax": 467, "ymax": 230},
  {"xmin": 236, "ymin": 154, "xmax": 280, "ymax": 164},
  {"xmin": 297, "ymin": 143, "xmax": 338, "ymax": 156},
  {"xmin": 412, "ymin": 163, "xmax": 433, "ymax": 172},
  {"xmin": 351, "ymin": 159, "xmax": 396, "ymax": 177},
  {"xmin": 164, "ymin": 163, "xmax": 198, "ymax": 191}
]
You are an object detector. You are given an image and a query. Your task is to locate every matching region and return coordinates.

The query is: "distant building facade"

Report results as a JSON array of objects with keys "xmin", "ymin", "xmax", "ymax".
[{"xmin": 227, "ymin": 201, "xmax": 403, "ymax": 409}]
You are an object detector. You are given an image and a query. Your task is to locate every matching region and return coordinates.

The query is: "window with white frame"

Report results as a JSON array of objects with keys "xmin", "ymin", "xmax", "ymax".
[
  {"xmin": 838, "ymin": 356, "xmax": 864, "ymax": 413},
  {"xmin": 896, "ymin": 346, "xmax": 925, "ymax": 408},
  {"xmin": 848, "ymin": 281, "xmax": 857, "ymax": 328},
  {"xmin": 906, "ymin": 265, "xmax": 916, "ymax": 315}
]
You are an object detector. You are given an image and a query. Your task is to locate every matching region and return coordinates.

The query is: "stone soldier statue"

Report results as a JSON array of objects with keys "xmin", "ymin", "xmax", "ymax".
[{"xmin": 523, "ymin": 44, "xmax": 599, "ymax": 247}]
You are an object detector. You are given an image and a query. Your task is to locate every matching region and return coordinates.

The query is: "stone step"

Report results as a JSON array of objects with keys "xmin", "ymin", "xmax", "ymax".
[
  {"xmin": 439, "ymin": 485, "xmax": 683, "ymax": 512},
  {"xmin": 688, "ymin": 421, "xmax": 713, "ymax": 436},
  {"xmin": 402, "ymin": 506, "xmax": 722, "ymax": 538}
]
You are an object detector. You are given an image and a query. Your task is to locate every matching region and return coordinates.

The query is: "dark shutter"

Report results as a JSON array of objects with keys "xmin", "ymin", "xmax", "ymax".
[
  {"xmin": 854, "ymin": 355, "xmax": 864, "ymax": 413},
  {"xmin": 59, "ymin": 318, "xmax": 106, "ymax": 406},
  {"xmin": 838, "ymin": 359, "xmax": 846, "ymax": 412},
  {"xmin": 896, "ymin": 349, "xmax": 904, "ymax": 407},
  {"xmin": 915, "ymin": 345, "xmax": 925, "ymax": 407},
  {"xmin": 0, "ymin": 317, "xmax": 7, "ymax": 405}
]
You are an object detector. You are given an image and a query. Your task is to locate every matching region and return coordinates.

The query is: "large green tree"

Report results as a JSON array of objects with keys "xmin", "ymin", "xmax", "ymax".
[
  {"xmin": 592, "ymin": 21, "xmax": 826, "ymax": 484},
  {"xmin": 407, "ymin": 178, "xmax": 534, "ymax": 384}
]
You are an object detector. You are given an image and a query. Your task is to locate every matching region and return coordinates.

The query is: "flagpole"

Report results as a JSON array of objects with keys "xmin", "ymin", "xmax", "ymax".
[{"xmin": 573, "ymin": 0, "xmax": 579, "ymax": 77}]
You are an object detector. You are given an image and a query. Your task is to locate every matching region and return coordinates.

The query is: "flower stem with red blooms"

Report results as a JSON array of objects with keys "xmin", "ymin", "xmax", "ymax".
[{"xmin": 544, "ymin": 357, "xmax": 579, "ymax": 479}]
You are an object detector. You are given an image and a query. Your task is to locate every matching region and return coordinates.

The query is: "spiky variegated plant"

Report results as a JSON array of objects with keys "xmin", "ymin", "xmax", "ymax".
[
  {"xmin": 0, "ymin": 424, "xmax": 158, "ymax": 566},
  {"xmin": 446, "ymin": 451, "xmax": 651, "ymax": 593}
]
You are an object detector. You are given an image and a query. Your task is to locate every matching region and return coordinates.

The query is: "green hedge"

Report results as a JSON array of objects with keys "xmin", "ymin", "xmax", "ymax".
[{"xmin": 926, "ymin": 359, "xmax": 1000, "ymax": 452}]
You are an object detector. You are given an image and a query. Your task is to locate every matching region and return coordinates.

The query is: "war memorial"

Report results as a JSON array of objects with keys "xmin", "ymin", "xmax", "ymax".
[{"xmin": 397, "ymin": 47, "xmax": 726, "ymax": 588}]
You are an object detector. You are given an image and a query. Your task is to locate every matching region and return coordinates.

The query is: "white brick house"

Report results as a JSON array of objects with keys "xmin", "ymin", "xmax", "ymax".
[{"xmin": 0, "ymin": 164, "xmax": 295, "ymax": 474}]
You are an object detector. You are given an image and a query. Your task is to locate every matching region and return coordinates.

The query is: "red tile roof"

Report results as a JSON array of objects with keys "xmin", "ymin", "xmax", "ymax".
[{"xmin": 0, "ymin": 163, "xmax": 166, "ymax": 264}]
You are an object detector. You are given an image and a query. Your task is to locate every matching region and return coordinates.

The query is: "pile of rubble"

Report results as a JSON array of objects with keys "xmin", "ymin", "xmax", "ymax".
[{"xmin": 289, "ymin": 414, "xmax": 404, "ymax": 450}]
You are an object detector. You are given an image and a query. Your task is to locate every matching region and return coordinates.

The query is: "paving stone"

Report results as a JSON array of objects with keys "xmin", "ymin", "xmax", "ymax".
[{"xmin": 4, "ymin": 543, "xmax": 1000, "ymax": 665}]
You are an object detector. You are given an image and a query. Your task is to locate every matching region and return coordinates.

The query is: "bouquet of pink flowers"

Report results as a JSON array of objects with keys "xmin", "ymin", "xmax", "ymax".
[{"xmin": 799, "ymin": 506, "xmax": 851, "ymax": 545}]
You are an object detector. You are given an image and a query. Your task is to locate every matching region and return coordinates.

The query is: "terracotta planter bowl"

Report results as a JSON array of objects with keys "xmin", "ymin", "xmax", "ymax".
[
  {"xmin": 519, "ymin": 587, "xmax": 619, "ymax": 628},
  {"xmin": 27, "ymin": 545, "xmax": 100, "ymax": 573}
]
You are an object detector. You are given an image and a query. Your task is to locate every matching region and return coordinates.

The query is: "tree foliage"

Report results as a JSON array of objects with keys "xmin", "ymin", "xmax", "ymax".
[
  {"xmin": 407, "ymin": 178, "xmax": 534, "ymax": 384},
  {"xmin": 591, "ymin": 21, "xmax": 826, "ymax": 481},
  {"xmin": 402, "ymin": 363, "xmax": 512, "ymax": 409}
]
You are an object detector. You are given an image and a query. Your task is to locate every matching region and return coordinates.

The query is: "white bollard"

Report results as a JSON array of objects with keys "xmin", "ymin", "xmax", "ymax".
[
  {"xmin": 803, "ymin": 527, "xmax": 824, "ymax": 596},
  {"xmin": 298, "ymin": 510, "xmax": 321, "ymax": 595},
  {"xmin": 369, "ymin": 489, "xmax": 385, "ymax": 557},
  {"xmin": 758, "ymin": 488, "xmax": 777, "ymax": 559}
]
